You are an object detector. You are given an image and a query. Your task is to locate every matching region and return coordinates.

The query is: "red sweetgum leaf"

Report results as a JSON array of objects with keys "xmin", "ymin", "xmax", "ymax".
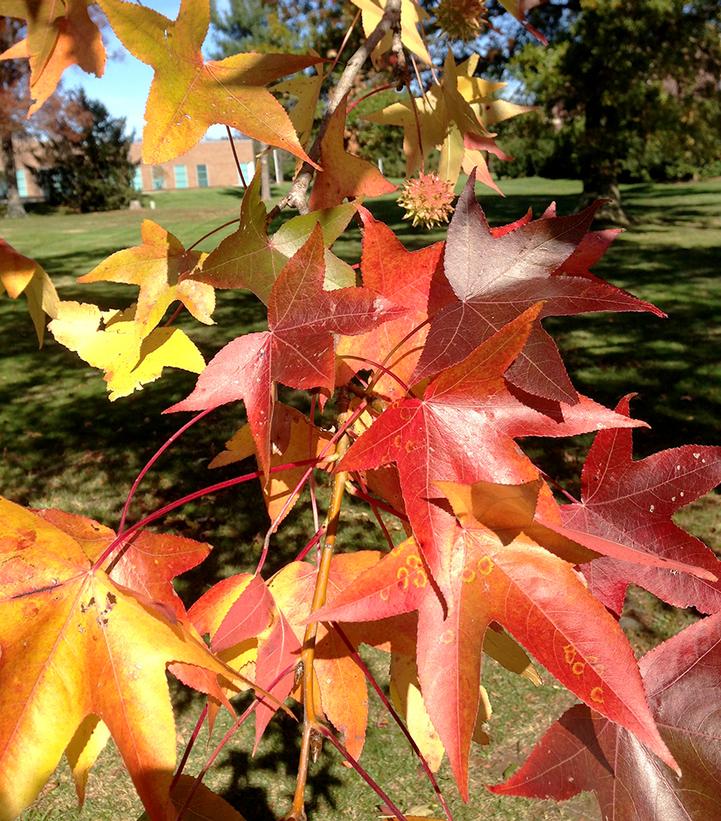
[
  {"xmin": 491, "ymin": 611, "xmax": 721, "ymax": 819},
  {"xmin": 311, "ymin": 527, "xmax": 676, "ymax": 800},
  {"xmin": 166, "ymin": 224, "xmax": 405, "ymax": 476},
  {"xmin": 336, "ymin": 207, "xmax": 451, "ymax": 399},
  {"xmin": 98, "ymin": 0, "xmax": 322, "ymax": 164},
  {"xmin": 308, "ymin": 96, "xmax": 396, "ymax": 210},
  {"xmin": 339, "ymin": 305, "xmax": 648, "ymax": 599},
  {"xmin": 0, "ymin": 498, "xmax": 239, "ymax": 821},
  {"xmin": 565, "ymin": 396, "xmax": 721, "ymax": 614},
  {"xmin": 413, "ymin": 172, "xmax": 663, "ymax": 403}
]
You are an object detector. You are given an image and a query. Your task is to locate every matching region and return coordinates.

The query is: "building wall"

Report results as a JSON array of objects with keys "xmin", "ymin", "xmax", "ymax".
[{"xmin": 129, "ymin": 138, "xmax": 256, "ymax": 193}]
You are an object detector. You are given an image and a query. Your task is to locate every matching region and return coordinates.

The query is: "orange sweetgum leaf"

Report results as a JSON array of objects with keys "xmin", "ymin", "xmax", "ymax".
[
  {"xmin": 210, "ymin": 403, "xmax": 335, "ymax": 526},
  {"xmin": 311, "ymin": 526, "xmax": 677, "ymax": 800},
  {"xmin": 308, "ymin": 97, "xmax": 396, "ymax": 210},
  {"xmin": 335, "ymin": 207, "xmax": 451, "ymax": 399},
  {"xmin": 0, "ymin": 0, "xmax": 105, "ymax": 113},
  {"xmin": 0, "ymin": 237, "xmax": 59, "ymax": 345},
  {"xmin": 491, "ymin": 612, "xmax": 721, "ymax": 818},
  {"xmin": 77, "ymin": 220, "xmax": 215, "ymax": 331},
  {"xmin": 97, "ymin": 0, "xmax": 322, "ymax": 164},
  {"xmin": 0, "ymin": 498, "xmax": 239, "ymax": 821}
]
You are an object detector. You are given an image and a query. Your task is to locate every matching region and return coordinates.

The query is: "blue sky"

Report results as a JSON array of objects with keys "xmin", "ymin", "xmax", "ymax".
[{"xmin": 65, "ymin": 0, "xmax": 226, "ymax": 141}]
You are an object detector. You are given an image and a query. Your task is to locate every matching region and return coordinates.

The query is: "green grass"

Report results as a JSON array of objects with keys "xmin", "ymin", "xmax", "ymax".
[{"xmin": 3, "ymin": 176, "xmax": 720, "ymax": 820}]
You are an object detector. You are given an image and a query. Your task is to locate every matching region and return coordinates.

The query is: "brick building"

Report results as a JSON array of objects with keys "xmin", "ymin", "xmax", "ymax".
[
  {"xmin": 4, "ymin": 136, "xmax": 258, "ymax": 202},
  {"xmin": 129, "ymin": 137, "xmax": 256, "ymax": 192}
]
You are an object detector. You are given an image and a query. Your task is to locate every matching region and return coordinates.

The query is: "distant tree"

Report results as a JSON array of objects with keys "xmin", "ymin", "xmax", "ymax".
[
  {"xmin": 33, "ymin": 90, "xmax": 136, "ymax": 213},
  {"xmin": 510, "ymin": 0, "xmax": 721, "ymax": 223},
  {"xmin": 0, "ymin": 17, "xmax": 30, "ymax": 218}
]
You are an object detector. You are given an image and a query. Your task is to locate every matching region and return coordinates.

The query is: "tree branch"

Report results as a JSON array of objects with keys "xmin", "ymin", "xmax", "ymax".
[{"xmin": 272, "ymin": 0, "xmax": 402, "ymax": 216}]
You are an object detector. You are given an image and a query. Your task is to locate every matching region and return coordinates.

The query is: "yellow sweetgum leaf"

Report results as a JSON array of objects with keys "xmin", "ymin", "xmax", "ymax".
[
  {"xmin": 0, "ymin": 497, "xmax": 238, "ymax": 821},
  {"xmin": 78, "ymin": 220, "xmax": 215, "ymax": 332},
  {"xmin": 49, "ymin": 301, "xmax": 205, "ymax": 400},
  {"xmin": 98, "ymin": 0, "xmax": 323, "ymax": 164}
]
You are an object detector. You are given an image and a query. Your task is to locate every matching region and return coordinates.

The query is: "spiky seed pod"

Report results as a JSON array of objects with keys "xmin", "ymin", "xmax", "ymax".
[
  {"xmin": 435, "ymin": 0, "xmax": 488, "ymax": 42},
  {"xmin": 398, "ymin": 172, "xmax": 455, "ymax": 230}
]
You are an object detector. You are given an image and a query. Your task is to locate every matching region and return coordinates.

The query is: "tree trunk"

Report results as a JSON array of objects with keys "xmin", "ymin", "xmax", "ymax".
[
  {"xmin": 579, "ymin": 164, "xmax": 628, "ymax": 227},
  {"xmin": 260, "ymin": 145, "xmax": 272, "ymax": 201},
  {"xmin": 2, "ymin": 133, "xmax": 27, "ymax": 218}
]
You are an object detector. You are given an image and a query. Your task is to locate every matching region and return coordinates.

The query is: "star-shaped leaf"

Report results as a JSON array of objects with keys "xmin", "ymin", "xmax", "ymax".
[
  {"xmin": 0, "ymin": 0, "xmax": 105, "ymax": 113},
  {"xmin": 98, "ymin": 0, "xmax": 322, "ymax": 164},
  {"xmin": 564, "ymin": 395, "xmax": 721, "ymax": 615},
  {"xmin": 351, "ymin": 0, "xmax": 431, "ymax": 66},
  {"xmin": 78, "ymin": 220, "xmax": 215, "ymax": 331},
  {"xmin": 167, "ymin": 225, "xmax": 405, "ymax": 475},
  {"xmin": 335, "ymin": 206, "xmax": 450, "ymax": 398},
  {"xmin": 491, "ymin": 611, "xmax": 721, "ymax": 819},
  {"xmin": 0, "ymin": 497, "xmax": 238, "ymax": 821},
  {"xmin": 312, "ymin": 526, "xmax": 676, "ymax": 799},
  {"xmin": 339, "ymin": 305, "xmax": 649, "ymax": 597},
  {"xmin": 414, "ymin": 173, "xmax": 664, "ymax": 403},
  {"xmin": 196, "ymin": 171, "xmax": 358, "ymax": 303},
  {"xmin": 308, "ymin": 96, "xmax": 396, "ymax": 210},
  {"xmin": 49, "ymin": 301, "xmax": 205, "ymax": 400}
]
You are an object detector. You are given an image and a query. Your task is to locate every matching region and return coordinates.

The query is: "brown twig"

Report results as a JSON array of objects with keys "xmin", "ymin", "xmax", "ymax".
[
  {"xmin": 270, "ymin": 0, "xmax": 402, "ymax": 218},
  {"xmin": 284, "ymin": 407, "xmax": 353, "ymax": 821}
]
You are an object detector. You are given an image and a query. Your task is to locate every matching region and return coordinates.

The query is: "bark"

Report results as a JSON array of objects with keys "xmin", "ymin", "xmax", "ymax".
[{"xmin": 2, "ymin": 133, "xmax": 26, "ymax": 218}]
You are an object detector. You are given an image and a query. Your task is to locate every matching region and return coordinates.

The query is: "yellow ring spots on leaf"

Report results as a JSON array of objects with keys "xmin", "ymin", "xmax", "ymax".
[
  {"xmin": 462, "ymin": 566, "xmax": 476, "ymax": 584},
  {"xmin": 477, "ymin": 556, "xmax": 493, "ymax": 576},
  {"xmin": 412, "ymin": 569, "xmax": 427, "ymax": 588},
  {"xmin": 396, "ymin": 566, "xmax": 410, "ymax": 590},
  {"xmin": 590, "ymin": 686, "xmax": 604, "ymax": 704},
  {"xmin": 563, "ymin": 644, "xmax": 576, "ymax": 665},
  {"xmin": 572, "ymin": 661, "xmax": 585, "ymax": 676},
  {"xmin": 406, "ymin": 554, "xmax": 423, "ymax": 568}
]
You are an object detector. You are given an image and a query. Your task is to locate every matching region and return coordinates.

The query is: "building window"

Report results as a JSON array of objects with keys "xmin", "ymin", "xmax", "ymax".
[
  {"xmin": 174, "ymin": 165, "xmax": 188, "ymax": 189},
  {"xmin": 133, "ymin": 167, "xmax": 143, "ymax": 191},
  {"xmin": 240, "ymin": 162, "xmax": 255, "ymax": 185},
  {"xmin": 16, "ymin": 169, "xmax": 28, "ymax": 198},
  {"xmin": 196, "ymin": 164, "xmax": 209, "ymax": 187},
  {"xmin": 151, "ymin": 166, "xmax": 165, "ymax": 190}
]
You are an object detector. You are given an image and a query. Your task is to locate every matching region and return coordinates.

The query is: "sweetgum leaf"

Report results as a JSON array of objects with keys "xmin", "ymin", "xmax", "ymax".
[
  {"xmin": 0, "ymin": 237, "xmax": 60, "ymax": 345},
  {"xmin": 0, "ymin": 498, "xmax": 238, "ymax": 821},
  {"xmin": 167, "ymin": 225, "xmax": 405, "ymax": 476},
  {"xmin": 566, "ymin": 396, "xmax": 721, "ymax": 614},
  {"xmin": 335, "ymin": 207, "xmax": 450, "ymax": 399},
  {"xmin": 0, "ymin": 0, "xmax": 105, "ymax": 112},
  {"xmin": 414, "ymin": 172, "xmax": 664, "ymax": 403},
  {"xmin": 209, "ymin": 403, "xmax": 335, "ymax": 526},
  {"xmin": 98, "ymin": 0, "xmax": 322, "ymax": 164},
  {"xmin": 308, "ymin": 97, "xmax": 396, "ymax": 211},
  {"xmin": 339, "ymin": 306, "xmax": 647, "ymax": 598},
  {"xmin": 312, "ymin": 526, "xmax": 675, "ymax": 800},
  {"xmin": 196, "ymin": 172, "xmax": 358, "ymax": 302},
  {"xmin": 78, "ymin": 220, "xmax": 215, "ymax": 331},
  {"xmin": 491, "ymin": 611, "xmax": 721, "ymax": 820}
]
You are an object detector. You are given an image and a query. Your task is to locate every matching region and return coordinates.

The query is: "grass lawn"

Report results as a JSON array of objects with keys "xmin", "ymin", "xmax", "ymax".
[{"xmin": 2, "ymin": 175, "xmax": 720, "ymax": 820}]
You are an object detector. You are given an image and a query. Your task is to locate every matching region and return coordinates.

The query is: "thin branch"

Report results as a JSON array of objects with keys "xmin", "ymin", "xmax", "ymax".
[
  {"xmin": 272, "ymin": 0, "xmax": 402, "ymax": 217},
  {"xmin": 226, "ymin": 125, "xmax": 247, "ymax": 187}
]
